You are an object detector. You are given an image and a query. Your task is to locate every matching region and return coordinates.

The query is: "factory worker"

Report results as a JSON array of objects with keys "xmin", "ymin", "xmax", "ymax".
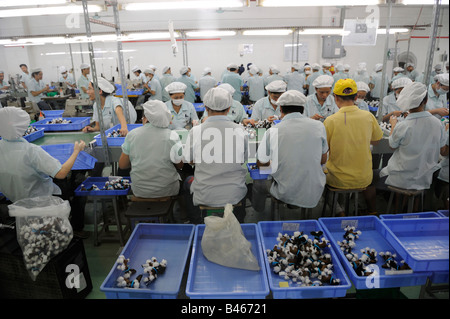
[
  {"xmin": 58, "ymin": 66, "xmax": 76, "ymax": 89},
  {"xmin": 431, "ymin": 64, "xmax": 443, "ymax": 79},
  {"xmin": 183, "ymin": 87, "xmax": 248, "ymax": 223},
  {"xmin": 77, "ymin": 63, "xmax": 91, "ymax": 100},
  {"xmin": 201, "ymin": 83, "xmax": 249, "ymax": 125},
  {"xmin": 324, "ymin": 79, "xmax": 383, "ymax": 214},
  {"xmin": 333, "ymin": 64, "xmax": 347, "ymax": 83},
  {"xmin": 0, "ymin": 107, "xmax": 86, "ymax": 203},
  {"xmin": 250, "ymin": 80, "xmax": 287, "ymax": 124},
  {"xmin": 355, "ymin": 82, "xmax": 370, "ymax": 112},
  {"xmin": 305, "ymin": 63, "xmax": 321, "ymax": 96},
  {"xmin": 302, "ymin": 65, "xmax": 313, "ymax": 85},
  {"xmin": 0, "ymin": 71, "xmax": 10, "ymax": 90},
  {"xmin": 435, "ymin": 126, "xmax": 449, "ymax": 209},
  {"xmin": 378, "ymin": 82, "xmax": 446, "ymax": 194},
  {"xmin": 426, "ymin": 73, "xmax": 449, "ymax": 120},
  {"xmin": 369, "ymin": 63, "xmax": 389, "ymax": 99},
  {"xmin": 160, "ymin": 66, "xmax": 175, "ymax": 102},
  {"xmin": 257, "ymin": 90, "xmax": 328, "ymax": 208},
  {"xmin": 283, "ymin": 63, "xmax": 305, "ymax": 93},
  {"xmin": 344, "ymin": 64, "xmax": 351, "ymax": 78},
  {"xmin": 378, "ymin": 77, "xmax": 412, "ymax": 123},
  {"xmin": 390, "ymin": 67, "xmax": 406, "ymax": 87},
  {"xmin": 164, "ymin": 81, "xmax": 199, "ymax": 130},
  {"xmin": 405, "ymin": 63, "xmax": 420, "ymax": 82},
  {"xmin": 198, "ymin": 67, "xmax": 217, "ymax": 101},
  {"xmin": 221, "ymin": 63, "xmax": 232, "ymax": 82},
  {"xmin": 148, "ymin": 65, "xmax": 160, "ymax": 81},
  {"xmin": 304, "ymin": 75, "xmax": 339, "ymax": 121},
  {"xmin": 28, "ymin": 68, "xmax": 52, "ymax": 110},
  {"xmin": 19, "ymin": 64, "xmax": 31, "ymax": 90},
  {"xmin": 82, "ymin": 77, "xmax": 136, "ymax": 136},
  {"xmin": 176, "ymin": 66, "xmax": 199, "ymax": 103},
  {"xmin": 353, "ymin": 62, "xmax": 370, "ymax": 84},
  {"xmin": 222, "ymin": 63, "xmax": 243, "ymax": 101},
  {"xmin": 246, "ymin": 66, "xmax": 265, "ymax": 103},
  {"xmin": 131, "ymin": 65, "xmax": 147, "ymax": 85},
  {"xmin": 319, "ymin": 63, "xmax": 332, "ymax": 76},
  {"xmin": 119, "ymin": 100, "xmax": 183, "ymax": 199},
  {"xmin": 264, "ymin": 65, "xmax": 284, "ymax": 86},
  {"xmin": 143, "ymin": 68, "xmax": 162, "ymax": 101}
]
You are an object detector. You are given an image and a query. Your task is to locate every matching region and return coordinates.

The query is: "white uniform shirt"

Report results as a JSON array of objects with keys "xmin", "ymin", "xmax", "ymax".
[
  {"xmin": 77, "ymin": 75, "xmax": 90, "ymax": 99},
  {"xmin": 425, "ymin": 84, "xmax": 447, "ymax": 120},
  {"xmin": 304, "ymin": 94, "xmax": 339, "ymax": 120},
  {"xmin": 251, "ymin": 97, "xmax": 281, "ymax": 121},
  {"xmin": 159, "ymin": 74, "xmax": 175, "ymax": 102},
  {"xmin": 438, "ymin": 131, "xmax": 449, "ymax": 183},
  {"xmin": 199, "ymin": 75, "xmax": 217, "ymax": 101},
  {"xmin": 306, "ymin": 72, "xmax": 321, "ymax": 96},
  {"xmin": 283, "ymin": 71, "xmax": 305, "ymax": 93},
  {"xmin": 59, "ymin": 74, "xmax": 75, "ymax": 86},
  {"xmin": 202, "ymin": 100, "xmax": 248, "ymax": 124},
  {"xmin": 165, "ymin": 100, "xmax": 199, "ymax": 130},
  {"xmin": 28, "ymin": 78, "xmax": 46, "ymax": 103},
  {"xmin": 369, "ymin": 72, "xmax": 389, "ymax": 99},
  {"xmin": 146, "ymin": 77, "xmax": 162, "ymax": 101},
  {"xmin": 246, "ymin": 75, "xmax": 265, "ymax": 102},
  {"xmin": 92, "ymin": 95, "xmax": 137, "ymax": 129},
  {"xmin": 379, "ymin": 93, "xmax": 401, "ymax": 118}
]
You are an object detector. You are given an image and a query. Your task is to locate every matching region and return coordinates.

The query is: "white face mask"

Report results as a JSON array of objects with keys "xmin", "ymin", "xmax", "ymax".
[
  {"xmin": 305, "ymin": 70, "xmax": 312, "ymax": 75},
  {"xmin": 356, "ymin": 98, "xmax": 363, "ymax": 104},
  {"xmin": 172, "ymin": 99, "xmax": 184, "ymax": 106},
  {"xmin": 270, "ymin": 98, "xmax": 278, "ymax": 105}
]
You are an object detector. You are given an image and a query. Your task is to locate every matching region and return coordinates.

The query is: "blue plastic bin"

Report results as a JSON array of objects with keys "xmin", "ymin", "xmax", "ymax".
[
  {"xmin": 186, "ymin": 224, "xmax": 269, "ymax": 299},
  {"xmin": 94, "ymin": 124, "xmax": 142, "ymax": 146},
  {"xmin": 273, "ymin": 120, "xmax": 281, "ymax": 125},
  {"xmin": 437, "ymin": 210, "xmax": 449, "ymax": 218},
  {"xmin": 74, "ymin": 177, "xmax": 131, "ymax": 197},
  {"xmin": 380, "ymin": 218, "xmax": 449, "ymax": 272},
  {"xmin": 32, "ymin": 117, "xmax": 90, "ymax": 131},
  {"xmin": 100, "ymin": 223, "xmax": 195, "ymax": 299},
  {"xmin": 247, "ymin": 163, "xmax": 270, "ymax": 180},
  {"xmin": 257, "ymin": 220, "xmax": 351, "ymax": 299},
  {"xmin": 41, "ymin": 144, "xmax": 97, "ymax": 170},
  {"xmin": 42, "ymin": 110, "xmax": 65, "ymax": 118},
  {"xmin": 23, "ymin": 128, "xmax": 45, "ymax": 142},
  {"xmin": 319, "ymin": 216, "xmax": 430, "ymax": 290},
  {"xmin": 380, "ymin": 212, "xmax": 441, "ymax": 220},
  {"xmin": 193, "ymin": 103, "xmax": 205, "ymax": 112}
]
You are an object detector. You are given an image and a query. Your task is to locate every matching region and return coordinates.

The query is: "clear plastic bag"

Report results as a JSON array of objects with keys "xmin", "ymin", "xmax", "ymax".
[
  {"xmin": 201, "ymin": 204, "xmax": 260, "ymax": 271},
  {"xmin": 8, "ymin": 196, "xmax": 73, "ymax": 281}
]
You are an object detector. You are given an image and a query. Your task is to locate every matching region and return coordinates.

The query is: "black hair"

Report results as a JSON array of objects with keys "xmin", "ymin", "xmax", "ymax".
[
  {"xmin": 205, "ymin": 106, "xmax": 229, "ymax": 114},
  {"xmin": 335, "ymin": 93, "xmax": 357, "ymax": 102},
  {"xmin": 19, "ymin": 64, "xmax": 27, "ymax": 68},
  {"xmin": 280, "ymin": 105, "xmax": 304, "ymax": 114},
  {"xmin": 230, "ymin": 68, "xmax": 237, "ymax": 72},
  {"xmin": 135, "ymin": 70, "xmax": 141, "ymax": 74},
  {"xmin": 31, "ymin": 71, "xmax": 41, "ymax": 78}
]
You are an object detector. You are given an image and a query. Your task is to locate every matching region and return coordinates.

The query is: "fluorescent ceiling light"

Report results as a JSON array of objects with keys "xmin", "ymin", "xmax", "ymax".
[
  {"xmin": 0, "ymin": 4, "xmax": 102, "ymax": 18},
  {"xmin": 126, "ymin": 32, "xmax": 178, "ymax": 40},
  {"xmin": 300, "ymin": 29, "xmax": 351, "ymax": 35},
  {"xmin": 377, "ymin": 28, "xmax": 409, "ymax": 34},
  {"xmin": 261, "ymin": 0, "xmax": 380, "ymax": 7},
  {"xmin": 125, "ymin": 0, "xmax": 243, "ymax": 11},
  {"xmin": 243, "ymin": 29, "xmax": 293, "ymax": 36},
  {"xmin": 402, "ymin": 0, "xmax": 449, "ymax": 4},
  {"xmin": 18, "ymin": 37, "xmax": 67, "ymax": 44},
  {"xmin": 186, "ymin": 30, "xmax": 236, "ymax": 37},
  {"xmin": 0, "ymin": 0, "xmax": 68, "ymax": 7}
]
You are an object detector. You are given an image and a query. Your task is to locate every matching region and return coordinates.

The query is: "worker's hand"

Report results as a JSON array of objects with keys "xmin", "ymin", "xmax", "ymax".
[
  {"xmin": 82, "ymin": 125, "xmax": 94, "ymax": 133},
  {"xmin": 389, "ymin": 115, "xmax": 398, "ymax": 126},
  {"xmin": 201, "ymin": 116, "xmax": 208, "ymax": 123},
  {"xmin": 192, "ymin": 120, "xmax": 199, "ymax": 126},
  {"xmin": 44, "ymin": 85, "xmax": 50, "ymax": 92},
  {"xmin": 435, "ymin": 108, "xmax": 449, "ymax": 117},
  {"xmin": 392, "ymin": 111, "xmax": 403, "ymax": 117},
  {"xmin": 247, "ymin": 119, "xmax": 257, "ymax": 126},
  {"xmin": 74, "ymin": 140, "xmax": 86, "ymax": 153},
  {"xmin": 445, "ymin": 123, "xmax": 449, "ymax": 131},
  {"xmin": 267, "ymin": 115, "xmax": 277, "ymax": 123},
  {"xmin": 119, "ymin": 126, "xmax": 128, "ymax": 137},
  {"xmin": 311, "ymin": 114, "xmax": 324, "ymax": 121}
]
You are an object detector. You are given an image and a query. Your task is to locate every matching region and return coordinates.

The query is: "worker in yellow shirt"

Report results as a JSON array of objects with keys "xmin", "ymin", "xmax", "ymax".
[{"xmin": 323, "ymin": 79, "xmax": 383, "ymax": 215}]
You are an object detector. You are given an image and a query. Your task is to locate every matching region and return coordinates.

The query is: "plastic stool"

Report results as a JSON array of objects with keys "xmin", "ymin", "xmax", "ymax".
[
  {"xmin": 385, "ymin": 186, "xmax": 424, "ymax": 214},
  {"xmin": 270, "ymin": 196, "xmax": 311, "ymax": 221},
  {"xmin": 321, "ymin": 185, "xmax": 366, "ymax": 217}
]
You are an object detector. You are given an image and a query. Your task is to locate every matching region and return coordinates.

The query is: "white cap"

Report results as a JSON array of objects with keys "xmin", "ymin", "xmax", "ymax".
[
  {"xmin": 217, "ymin": 83, "xmax": 235, "ymax": 95},
  {"xmin": 276, "ymin": 90, "xmax": 307, "ymax": 107},
  {"xmin": 393, "ymin": 67, "xmax": 404, "ymax": 73},
  {"xmin": 313, "ymin": 75, "xmax": 334, "ymax": 88},
  {"xmin": 323, "ymin": 62, "xmax": 331, "ymax": 68},
  {"xmin": 436, "ymin": 73, "xmax": 449, "ymax": 86},
  {"xmin": 406, "ymin": 63, "xmax": 415, "ymax": 68},
  {"xmin": 131, "ymin": 65, "xmax": 140, "ymax": 72},
  {"xmin": 94, "ymin": 77, "xmax": 115, "ymax": 94},
  {"xmin": 180, "ymin": 66, "xmax": 189, "ymax": 75},
  {"xmin": 202, "ymin": 67, "xmax": 212, "ymax": 76},
  {"xmin": 31, "ymin": 68, "xmax": 42, "ymax": 73},
  {"xmin": 312, "ymin": 63, "xmax": 321, "ymax": 71},
  {"xmin": 269, "ymin": 65, "xmax": 280, "ymax": 74},
  {"xmin": 203, "ymin": 87, "xmax": 232, "ymax": 111},
  {"xmin": 143, "ymin": 68, "xmax": 154, "ymax": 75},
  {"xmin": 356, "ymin": 81, "xmax": 370, "ymax": 92},
  {"xmin": 396, "ymin": 82, "xmax": 427, "ymax": 112},
  {"xmin": 434, "ymin": 64, "xmax": 442, "ymax": 71},
  {"xmin": 60, "ymin": 66, "xmax": 67, "ymax": 74},
  {"xmin": 357, "ymin": 62, "xmax": 367, "ymax": 70},
  {"xmin": 0, "ymin": 107, "xmax": 30, "ymax": 140},
  {"xmin": 149, "ymin": 65, "xmax": 157, "ymax": 70},
  {"xmin": 344, "ymin": 64, "xmax": 350, "ymax": 70},
  {"xmin": 335, "ymin": 64, "xmax": 345, "ymax": 72},
  {"xmin": 265, "ymin": 80, "xmax": 287, "ymax": 93},
  {"xmin": 228, "ymin": 63, "xmax": 238, "ymax": 69},
  {"xmin": 162, "ymin": 66, "xmax": 170, "ymax": 74},
  {"xmin": 80, "ymin": 63, "xmax": 90, "ymax": 70},
  {"xmin": 292, "ymin": 63, "xmax": 301, "ymax": 71},
  {"xmin": 142, "ymin": 100, "xmax": 172, "ymax": 128},
  {"xmin": 392, "ymin": 77, "xmax": 412, "ymax": 89},
  {"xmin": 165, "ymin": 81, "xmax": 187, "ymax": 94},
  {"xmin": 249, "ymin": 66, "xmax": 259, "ymax": 75},
  {"xmin": 374, "ymin": 63, "xmax": 383, "ymax": 72}
]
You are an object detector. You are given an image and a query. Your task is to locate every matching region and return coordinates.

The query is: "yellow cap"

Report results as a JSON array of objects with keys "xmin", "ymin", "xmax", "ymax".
[{"xmin": 333, "ymin": 78, "xmax": 358, "ymax": 96}]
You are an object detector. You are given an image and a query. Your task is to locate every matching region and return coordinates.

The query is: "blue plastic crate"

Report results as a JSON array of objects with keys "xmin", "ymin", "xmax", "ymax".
[
  {"xmin": 94, "ymin": 124, "xmax": 142, "ymax": 146},
  {"xmin": 100, "ymin": 223, "xmax": 195, "ymax": 299},
  {"xmin": 23, "ymin": 128, "xmax": 45, "ymax": 142},
  {"xmin": 33, "ymin": 117, "xmax": 91, "ymax": 131},
  {"xmin": 114, "ymin": 85, "xmax": 144, "ymax": 96},
  {"xmin": 186, "ymin": 224, "xmax": 269, "ymax": 299},
  {"xmin": 42, "ymin": 110, "xmax": 65, "ymax": 118},
  {"xmin": 247, "ymin": 163, "xmax": 269, "ymax": 180},
  {"xmin": 193, "ymin": 103, "xmax": 205, "ymax": 112},
  {"xmin": 380, "ymin": 218, "xmax": 449, "ymax": 272},
  {"xmin": 257, "ymin": 220, "xmax": 352, "ymax": 299},
  {"xmin": 319, "ymin": 216, "xmax": 430, "ymax": 289},
  {"xmin": 437, "ymin": 210, "xmax": 449, "ymax": 218},
  {"xmin": 273, "ymin": 120, "xmax": 281, "ymax": 125},
  {"xmin": 380, "ymin": 212, "xmax": 441, "ymax": 220},
  {"xmin": 41, "ymin": 143, "xmax": 97, "ymax": 170},
  {"xmin": 74, "ymin": 177, "xmax": 131, "ymax": 197}
]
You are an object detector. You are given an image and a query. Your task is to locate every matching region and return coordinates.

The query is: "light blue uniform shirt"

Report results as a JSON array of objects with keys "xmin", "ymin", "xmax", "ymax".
[
  {"xmin": 246, "ymin": 75, "xmax": 265, "ymax": 102},
  {"xmin": 353, "ymin": 72, "xmax": 370, "ymax": 85},
  {"xmin": 251, "ymin": 97, "xmax": 280, "ymax": 121},
  {"xmin": 319, "ymin": 70, "xmax": 332, "ymax": 76},
  {"xmin": 264, "ymin": 74, "xmax": 284, "ymax": 87},
  {"xmin": 438, "ymin": 131, "xmax": 449, "ymax": 183},
  {"xmin": 369, "ymin": 72, "xmax": 390, "ymax": 99},
  {"xmin": 165, "ymin": 100, "xmax": 199, "ymax": 130},
  {"xmin": 92, "ymin": 95, "xmax": 137, "ymax": 129},
  {"xmin": 77, "ymin": 75, "xmax": 90, "ymax": 99},
  {"xmin": 356, "ymin": 100, "xmax": 370, "ymax": 112},
  {"xmin": 426, "ymin": 84, "xmax": 447, "ymax": 120},
  {"xmin": 379, "ymin": 93, "xmax": 401, "ymax": 118},
  {"xmin": 121, "ymin": 123, "xmax": 182, "ymax": 198},
  {"xmin": 176, "ymin": 75, "xmax": 198, "ymax": 103},
  {"xmin": 183, "ymin": 116, "xmax": 248, "ymax": 206},
  {"xmin": 20, "ymin": 71, "xmax": 31, "ymax": 88},
  {"xmin": 28, "ymin": 78, "xmax": 47, "ymax": 103},
  {"xmin": 146, "ymin": 77, "xmax": 162, "ymax": 101},
  {"xmin": 406, "ymin": 69, "xmax": 420, "ymax": 82},
  {"xmin": 199, "ymin": 75, "xmax": 217, "ymax": 101},
  {"xmin": 257, "ymin": 112, "xmax": 328, "ymax": 208},
  {"xmin": 59, "ymin": 74, "xmax": 75, "ymax": 86},
  {"xmin": 202, "ymin": 100, "xmax": 248, "ymax": 124},
  {"xmin": 283, "ymin": 71, "xmax": 305, "ymax": 93},
  {"xmin": 306, "ymin": 72, "xmax": 321, "ymax": 96},
  {"xmin": 222, "ymin": 72, "xmax": 243, "ymax": 101},
  {"xmin": 0, "ymin": 138, "xmax": 62, "ymax": 202},
  {"xmin": 304, "ymin": 94, "xmax": 339, "ymax": 120},
  {"xmin": 333, "ymin": 71, "xmax": 347, "ymax": 83},
  {"xmin": 380, "ymin": 111, "xmax": 446, "ymax": 190},
  {"xmin": 159, "ymin": 74, "xmax": 175, "ymax": 102}
]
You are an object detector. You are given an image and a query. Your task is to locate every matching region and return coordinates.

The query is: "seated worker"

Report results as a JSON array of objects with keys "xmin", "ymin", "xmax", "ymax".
[
  {"xmin": 221, "ymin": 63, "xmax": 243, "ymax": 101},
  {"xmin": 131, "ymin": 65, "xmax": 147, "ymax": 85},
  {"xmin": 304, "ymin": 75, "xmax": 339, "ymax": 121},
  {"xmin": 119, "ymin": 100, "xmax": 183, "ymax": 199},
  {"xmin": 176, "ymin": 66, "xmax": 199, "ymax": 104},
  {"xmin": 283, "ymin": 63, "xmax": 305, "ymax": 93},
  {"xmin": 82, "ymin": 77, "xmax": 137, "ymax": 136},
  {"xmin": 256, "ymin": 90, "xmax": 328, "ymax": 208},
  {"xmin": 143, "ymin": 67, "xmax": 162, "ymax": 101},
  {"xmin": 426, "ymin": 73, "xmax": 449, "ymax": 120},
  {"xmin": 59, "ymin": 66, "xmax": 77, "ymax": 90},
  {"xmin": 378, "ymin": 77, "xmax": 412, "ymax": 123},
  {"xmin": 355, "ymin": 81, "xmax": 370, "ymax": 111},
  {"xmin": 379, "ymin": 82, "xmax": 446, "ymax": 193},
  {"xmin": 28, "ymin": 67, "xmax": 52, "ymax": 110},
  {"xmin": 201, "ymin": 83, "xmax": 249, "ymax": 125},
  {"xmin": 164, "ymin": 81, "xmax": 199, "ymax": 130},
  {"xmin": 435, "ymin": 124, "xmax": 449, "ymax": 209},
  {"xmin": 249, "ymin": 80, "xmax": 287, "ymax": 124},
  {"xmin": 77, "ymin": 63, "xmax": 91, "ymax": 100},
  {"xmin": 183, "ymin": 87, "xmax": 248, "ymax": 223},
  {"xmin": 246, "ymin": 66, "xmax": 265, "ymax": 104},
  {"xmin": 0, "ymin": 107, "xmax": 85, "ymax": 202},
  {"xmin": 324, "ymin": 79, "xmax": 383, "ymax": 215},
  {"xmin": 0, "ymin": 70, "xmax": 10, "ymax": 90}
]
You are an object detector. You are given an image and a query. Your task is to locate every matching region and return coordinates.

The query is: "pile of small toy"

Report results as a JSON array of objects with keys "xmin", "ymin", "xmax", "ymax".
[
  {"xmin": 337, "ymin": 225, "xmax": 411, "ymax": 276},
  {"xmin": 116, "ymin": 255, "xmax": 167, "ymax": 289},
  {"xmin": 80, "ymin": 178, "xmax": 130, "ymax": 192},
  {"xmin": 46, "ymin": 117, "xmax": 72, "ymax": 124},
  {"xmin": 266, "ymin": 230, "xmax": 341, "ymax": 286},
  {"xmin": 367, "ymin": 100, "xmax": 380, "ymax": 109},
  {"xmin": 23, "ymin": 126, "xmax": 39, "ymax": 136},
  {"xmin": 107, "ymin": 130, "xmax": 123, "ymax": 138}
]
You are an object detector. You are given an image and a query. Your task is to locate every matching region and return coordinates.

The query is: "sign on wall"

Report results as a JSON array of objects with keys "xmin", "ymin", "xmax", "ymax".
[{"xmin": 283, "ymin": 43, "xmax": 309, "ymax": 62}]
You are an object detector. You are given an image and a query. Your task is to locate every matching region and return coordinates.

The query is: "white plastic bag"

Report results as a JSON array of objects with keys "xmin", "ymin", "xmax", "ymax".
[
  {"xmin": 8, "ymin": 196, "xmax": 73, "ymax": 281},
  {"xmin": 201, "ymin": 204, "xmax": 260, "ymax": 271}
]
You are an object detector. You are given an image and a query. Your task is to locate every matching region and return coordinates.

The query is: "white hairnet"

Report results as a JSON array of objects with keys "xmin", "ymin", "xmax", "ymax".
[
  {"xmin": 131, "ymin": 65, "xmax": 139, "ymax": 72},
  {"xmin": 179, "ymin": 66, "xmax": 189, "ymax": 75},
  {"xmin": 434, "ymin": 64, "xmax": 442, "ymax": 71},
  {"xmin": 202, "ymin": 67, "xmax": 212, "ymax": 76},
  {"xmin": 436, "ymin": 73, "xmax": 449, "ymax": 86},
  {"xmin": 336, "ymin": 64, "xmax": 345, "ymax": 72},
  {"xmin": 322, "ymin": 63, "xmax": 331, "ymax": 68},
  {"xmin": 396, "ymin": 82, "xmax": 427, "ymax": 112},
  {"xmin": 374, "ymin": 63, "xmax": 383, "ymax": 72},
  {"xmin": 313, "ymin": 75, "xmax": 334, "ymax": 88},
  {"xmin": 356, "ymin": 81, "xmax": 370, "ymax": 92},
  {"xmin": 80, "ymin": 63, "xmax": 89, "ymax": 70},
  {"xmin": 217, "ymin": 83, "xmax": 235, "ymax": 95},
  {"xmin": 393, "ymin": 67, "xmax": 404, "ymax": 72},
  {"xmin": 203, "ymin": 87, "xmax": 232, "ymax": 111},
  {"xmin": 344, "ymin": 64, "xmax": 350, "ymax": 70},
  {"xmin": 276, "ymin": 90, "xmax": 307, "ymax": 106},
  {"xmin": 143, "ymin": 68, "xmax": 154, "ymax": 75},
  {"xmin": 165, "ymin": 81, "xmax": 187, "ymax": 94},
  {"xmin": 392, "ymin": 77, "xmax": 412, "ymax": 89},
  {"xmin": 249, "ymin": 66, "xmax": 259, "ymax": 75},
  {"xmin": 228, "ymin": 63, "xmax": 238, "ymax": 69},
  {"xmin": 406, "ymin": 63, "xmax": 415, "ymax": 68},
  {"xmin": 60, "ymin": 66, "xmax": 67, "ymax": 74},
  {"xmin": 142, "ymin": 100, "xmax": 172, "ymax": 128},
  {"xmin": 265, "ymin": 80, "xmax": 287, "ymax": 93},
  {"xmin": 269, "ymin": 65, "xmax": 280, "ymax": 74},
  {"xmin": 0, "ymin": 107, "xmax": 30, "ymax": 140},
  {"xmin": 94, "ymin": 77, "xmax": 115, "ymax": 94},
  {"xmin": 312, "ymin": 63, "xmax": 321, "ymax": 71},
  {"xmin": 31, "ymin": 68, "xmax": 42, "ymax": 74},
  {"xmin": 357, "ymin": 62, "xmax": 367, "ymax": 71},
  {"xmin": 149, "ymin": 65, "xmax": 157, "ymax": 70},
  {"xmin": 292, "ymin": 63, "xmax": 301, "ymax": 71},
  {"xmin": 162, "ymin": 66, "xmax": 170, "ymax": 74}
]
